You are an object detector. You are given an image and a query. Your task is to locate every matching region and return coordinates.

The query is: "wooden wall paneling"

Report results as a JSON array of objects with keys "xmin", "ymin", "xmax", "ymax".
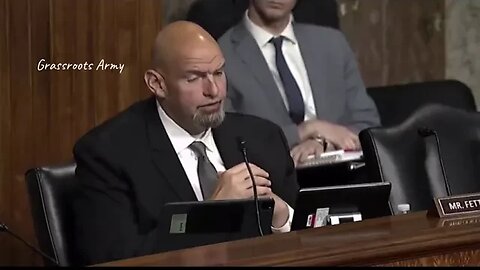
[
  {"xmin": 93, "ymin": 0, "xmax": 119, "ymax": 125},
  {"xmin": 29, "ymin": 0, "xmax": 51, "ymax": 265},
  {"xmin": 31, "ymin": 0, "xmax": 51, "ymax": 168},
  {"xmin": 338, "ymin": 0, "xmax": 386, "ymax": 87},
  {"xmin": 72, "ymin": 0, "xmax": 95, "ymax": 143},
  {"xmin": 116, "ymin": 0, "xmax": 140, "ymax": 110},
  {"xmin": 0, "ymin": 0, "xmax": 12, "ymax": 265},
  {"xmin": 384, "ymin": 0, "xmax": 445, "ymax": 85},
  {"xmin": 9, "ymin": 0, "xmax": 35, "ymax": 265},
  {"xmin": 49, "ymin": 0, "xmax": 75, "ymax": 163},
  {"xmin": 0, "ymin": 0, "xmax": 166, "ymax": 265},
  {"xmin": 138, "ymin": 0, "xmax": 163, "ymax": 99}
]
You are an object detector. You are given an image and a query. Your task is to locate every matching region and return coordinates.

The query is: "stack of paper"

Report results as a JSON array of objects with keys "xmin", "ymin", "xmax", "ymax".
[{"xmin": 297, "ymin": 150, "xmax": 363, "ymax": 169}]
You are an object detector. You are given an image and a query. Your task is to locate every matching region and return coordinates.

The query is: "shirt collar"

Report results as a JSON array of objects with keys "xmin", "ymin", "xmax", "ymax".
[
  {"xmin": 156, "ymin": 99, "xmax": 215, "ymax": 154},
  {"xmin": 243, "ymin": 10, "xmax": 297, "ymax": 48}
]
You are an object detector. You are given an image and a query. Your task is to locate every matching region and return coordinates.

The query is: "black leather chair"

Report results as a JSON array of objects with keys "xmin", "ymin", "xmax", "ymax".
[
  {"xmin": 360, "ymin": 104, "xmax": 480, "ymax": 214},
  {"xmin": 25, "ymin": 163, "xmax": 78, "ymax": 266},
  {"xmin": 186, "ymin": 0, "xmax": 340, "ymax": 40},
  {"xmin": 367, "ymin": 80, "xmax": 477, "ymax": 127}
]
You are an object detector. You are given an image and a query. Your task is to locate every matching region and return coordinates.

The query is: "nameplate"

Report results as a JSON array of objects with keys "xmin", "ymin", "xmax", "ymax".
[
  {"xmin": 430, "ymin": 192, "xmax": 480, "ymax": 218},
  {"xmin": 438, "ymin": 215, "xmax": 480, "ymax": 228}
]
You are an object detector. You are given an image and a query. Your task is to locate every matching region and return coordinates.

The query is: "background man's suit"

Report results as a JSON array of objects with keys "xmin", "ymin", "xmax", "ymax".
[
  {"xmin": 72, "ymin": 96, "xmax": 298, "ymax": 265},
  {"xmin": 186, "ymin": 0, "xmax": 340, "ymax": 40},
  {"xmin": 218, "ymin": 22, "xmax": 380, "ymax": 147}
]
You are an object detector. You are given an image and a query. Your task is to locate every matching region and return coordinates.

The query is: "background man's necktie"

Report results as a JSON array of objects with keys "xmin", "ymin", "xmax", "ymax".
[
  {"xmin": 271, "ymin": 36, "xmax": 305, "ymax": 124},
  {"xmin": 189, "ymin": 141, "xmax": 218, "ymax": 199}
]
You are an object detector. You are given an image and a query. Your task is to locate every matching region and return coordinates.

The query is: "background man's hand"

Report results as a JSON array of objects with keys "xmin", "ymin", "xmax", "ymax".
[
  {"xmin": 290, "ymin": 138, "xmax": 325, "ymax": 167},
  {"xmin": 298, "ymin": 119, "xmax": 360, "ymax": 150}
]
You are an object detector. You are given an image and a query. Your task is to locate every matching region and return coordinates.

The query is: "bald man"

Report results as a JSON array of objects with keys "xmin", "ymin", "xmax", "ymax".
[{"xmin": 72, "ymin": 21, "xmax": 298, "ymax": 265}]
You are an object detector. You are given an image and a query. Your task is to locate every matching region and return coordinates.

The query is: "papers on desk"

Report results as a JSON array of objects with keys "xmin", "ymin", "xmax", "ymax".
[{"xmin": 296, "ymin": 150, "xmax": 363, "ymax": 169}]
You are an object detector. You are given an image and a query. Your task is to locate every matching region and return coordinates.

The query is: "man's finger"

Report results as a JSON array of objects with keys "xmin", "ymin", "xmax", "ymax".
[
  {"xmin": 251, "ymin": 186, "xmax": 272, "ymax": 196},
  {"xmin": 314, "ymin": 143, "xmax": 325, "ymax": 157},
  {"xmin": 249, "ymin": 176, "xmax": 271, "ymax": 187},
  {"xmin": 227, "ymin": 164, "xmax": 269, "ymax": 180},
  {"xmin": 299, "ymin": 151, "xmax": 311, "ymax": 163}
]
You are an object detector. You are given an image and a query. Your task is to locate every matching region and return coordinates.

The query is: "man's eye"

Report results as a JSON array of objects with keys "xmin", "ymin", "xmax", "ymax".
[
  {"xmin": 186, "ymin": 76, "xmax": 199, "ymax": 82},
  {"xmin": 214, "ymin": 70, "xmax": 224, "ymax": 76}
]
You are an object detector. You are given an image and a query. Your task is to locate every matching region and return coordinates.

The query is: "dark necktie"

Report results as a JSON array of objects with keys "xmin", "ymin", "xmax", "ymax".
[
  {"xmin": 271, "ymin": 36, "xmax": 305, "ymax": 124},
  {"xmin": 189, "ymin": 141, "xmax": 218, "ymax": 200}
]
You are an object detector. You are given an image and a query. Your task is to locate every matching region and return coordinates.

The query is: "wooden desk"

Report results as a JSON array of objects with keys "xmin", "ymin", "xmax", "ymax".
[{"xmin": 98, "ymin": 211, "xmax": 480, "ymax": 266}]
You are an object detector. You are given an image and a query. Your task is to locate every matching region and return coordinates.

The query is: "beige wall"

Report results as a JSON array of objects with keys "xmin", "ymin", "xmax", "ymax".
[
  {"xmin": 339, "ymin": 0, "xmax": 445, "ymax": 87},
  {"xmin": 446, "ymin": 0, "xmax": 480, "ymax": 109}
]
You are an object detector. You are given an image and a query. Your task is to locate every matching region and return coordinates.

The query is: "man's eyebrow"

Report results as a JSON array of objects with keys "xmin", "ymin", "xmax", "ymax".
[
  {"xmin": 185, "ymin": 62, "xmax": 225, "ymax": 75},
  {"xmin": 185, "ymin": 70, "xmax": 207, "ymax": 76},
  {"xmin": 215, "ymin": 62, "xmax": 225, "ymax": 71}
]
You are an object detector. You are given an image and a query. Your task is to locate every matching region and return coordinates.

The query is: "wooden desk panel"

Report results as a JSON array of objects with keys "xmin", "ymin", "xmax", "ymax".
[
  {"xmin": 98, "ymin": 211, "xmax": 480, "ymax": 266},
  {"xmin": 380, "ymin": 249, "xmax": 480, "ymax": 266}
]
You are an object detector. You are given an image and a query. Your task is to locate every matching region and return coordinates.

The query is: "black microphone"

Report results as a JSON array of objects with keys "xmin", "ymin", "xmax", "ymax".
[
  {"xmin": 237, "ymin": 137, "xmax": 264, "ymax": 236},
  {"xmin": 417, "ymin": 127, "xmax": 435, "ymax": 137},
  {"xmin": 0, "ymin": 222, "xmax": 58, "ymax": 266},
  {"xmin": 417, "ymin": 127, "xmax": 452, "ymax": 196}
]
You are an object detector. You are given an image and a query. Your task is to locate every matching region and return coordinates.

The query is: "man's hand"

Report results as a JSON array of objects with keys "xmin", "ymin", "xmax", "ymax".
[
  {"xmin": 211, "ymin": 163, "xmax": 290, "ymax": 230},
  {"xmin": 209, "ymin": 163, "xmax": 271, "ymax": 200},
  {"xmin": 298, "ymin": 120, "xmax": 360, "ymax": 150},
  {"xmin": 260, "ymin": 192, "xmax": 289, "ymax": 229},
  {"xmin": 290, "ymin": 139, "xmax": 325, "ymax": 167}
]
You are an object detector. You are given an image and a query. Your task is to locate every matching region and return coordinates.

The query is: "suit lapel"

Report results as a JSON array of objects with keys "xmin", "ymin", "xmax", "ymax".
[
  {"xmin": 145, "ymin": 97, "xmax": 196, "ymax": 202},
  {"xmin": 230, "ymin": 24, "xmax": 289, "ymax": 117},
  {"xmin": 294, "ymin": 24, "xmax": 329, "ymax": 117},
  {"xmin": 212, "ymin": 117, "xmax": 244, "ymax": 170}
]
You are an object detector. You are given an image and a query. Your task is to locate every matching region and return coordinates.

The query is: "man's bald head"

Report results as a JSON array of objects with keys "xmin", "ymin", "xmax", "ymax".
[
  {"xmin": 151, "ymin": 21, "xmax": 220, "ymax": 71},
  {"xmin": 144, "ymin": 21, "xmax": 227, "ymax": 135}
]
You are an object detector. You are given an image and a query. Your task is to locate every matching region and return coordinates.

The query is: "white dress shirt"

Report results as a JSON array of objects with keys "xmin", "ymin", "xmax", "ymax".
[
  {"xmin": 244, "ymin": 12, "xmax": 317, "ymax": 121},
  {"xmin": 156, "ymin": 101, "xmax": 293, "ymax": 232},
  {"xmin": 157, "ymin": 102, "xmax": 226, "ymax": 201}
]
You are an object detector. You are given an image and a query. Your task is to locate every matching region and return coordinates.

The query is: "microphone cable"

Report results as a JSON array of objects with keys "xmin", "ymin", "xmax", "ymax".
[
  {"xmin": 237, "ymin": 138, "xmax": 264, "ymax": 236},
  {"xmin": 0, "ymin": 222, "xmax": 58, "ymax": 266}
]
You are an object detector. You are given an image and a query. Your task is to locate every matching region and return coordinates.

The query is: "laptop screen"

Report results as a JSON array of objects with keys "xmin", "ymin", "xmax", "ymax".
[
  {"xmin": 157, "ymin": 198, "xmax": 274, "ymax": 252},
  {"xmin": 292, "ymin": 182, "xmax": 392, "ymax": 231}
]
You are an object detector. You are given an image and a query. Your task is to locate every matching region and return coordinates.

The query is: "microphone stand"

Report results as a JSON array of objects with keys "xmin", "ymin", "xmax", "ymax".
[
  {"xmin": 238, "ymin": 139, "xmax": 264, "ymax": 236},
  {"xmin": 0, "ymin": 222, "xmax": 59, "ymax": 266},
  {"xmin": 418, "ymin": 127, "xmax": 452, "ymax": 196}
]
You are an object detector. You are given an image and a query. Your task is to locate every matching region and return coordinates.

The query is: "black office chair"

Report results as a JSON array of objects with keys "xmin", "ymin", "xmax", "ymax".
[
  {"xmin": 360, "ymin": 104, "xmax": 480, "ymax": 214},
  {"xmin": 366, "ymin": 80, "xmax": 477, "ymax": 127},
  {"xmin": 186, "ymin": 0, "xmax": 340, "ymax": 40},
  {"xmin": 25, "ymin": 163, "xmax": 78, "ymax": 266}
]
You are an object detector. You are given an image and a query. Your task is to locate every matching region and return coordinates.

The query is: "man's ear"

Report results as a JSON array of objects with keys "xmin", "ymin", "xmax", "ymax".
[{"xmin": 144, "ymin": 69, "xmax": 167, "ymax": 98}]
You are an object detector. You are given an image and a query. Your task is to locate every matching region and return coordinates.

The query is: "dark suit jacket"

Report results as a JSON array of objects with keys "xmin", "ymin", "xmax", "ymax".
[{"xmin": 72, "ymin": 96, "xmax": 298, "ymax": 265}]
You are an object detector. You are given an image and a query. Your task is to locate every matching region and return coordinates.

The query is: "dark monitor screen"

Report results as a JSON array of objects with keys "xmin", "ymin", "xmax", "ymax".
[
  {"xmin": 292, "ymin": 182, "xmax": 392, "ymax": 231},
  {"xmin": 157, "ymin": 198, "xmax": 274, "ymax": 253}
]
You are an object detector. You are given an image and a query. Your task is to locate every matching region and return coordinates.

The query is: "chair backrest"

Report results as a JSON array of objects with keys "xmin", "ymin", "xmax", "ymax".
[
  {"xmin": 367, "ymin": 79, "xmax": 477, "ymax": 127},
  {"xmin": 25, "ymin": 163, "xmax": 78, "ymax": 266},
  {"xmin": 186, "ymin": 0, "xmax": 340, "ymax": 40},
  {"xmin": 360, "ymin": 104, "xmax": 480, "ymax": 214}
]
